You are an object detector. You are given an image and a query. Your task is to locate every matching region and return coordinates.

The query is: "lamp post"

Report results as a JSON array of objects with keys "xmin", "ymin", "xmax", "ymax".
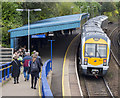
[
  {"xmin": 100, "ymin": 5, "xmax": 102, "ymax": 15},
  {"xmin": 80, "ymin": 6, "xmax": 83, "ymax": 14},
  {"xmin": 71, "ymin": 6, "xmax": 74, "ymax": 14},
  {"xmin": 93, "ymin": 6, "xmax": 96, "ymax": 17},
  {"xmin": 87, "ymin": 6, "xmax": 90, "ymax": 13},
  {"xmin": 16, "ymin": 9, "xmax": 41, "ymax": 53}
]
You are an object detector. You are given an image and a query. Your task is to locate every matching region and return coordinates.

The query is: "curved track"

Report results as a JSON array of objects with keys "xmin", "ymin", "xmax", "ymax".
[{"xmin": 103, "ymin": 22, "xmax": 120, "ymax": 67}]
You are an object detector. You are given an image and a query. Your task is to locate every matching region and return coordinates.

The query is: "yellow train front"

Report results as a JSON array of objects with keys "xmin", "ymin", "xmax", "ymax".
[{"xmin": 80, "ymin": 15, "xmax": 111, "ymax": 76}]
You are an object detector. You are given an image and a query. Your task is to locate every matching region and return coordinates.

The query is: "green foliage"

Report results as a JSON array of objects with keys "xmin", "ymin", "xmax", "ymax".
[
  {"xmin": 2, "ymin": 2, "xmax": 23, "ymax": 48},
  {"xmin": 101, "ymin": 2, "xmax": 116, "ymax": 13}
]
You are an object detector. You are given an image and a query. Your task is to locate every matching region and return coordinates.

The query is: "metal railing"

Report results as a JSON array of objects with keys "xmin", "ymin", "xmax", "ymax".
[
  {"xmin": 0, "ymin": 62, "xmax": 12, "ymax": 83},
  {"xmin": 41, "ymin": 59, "xmax": 53, "ymax": 97}
]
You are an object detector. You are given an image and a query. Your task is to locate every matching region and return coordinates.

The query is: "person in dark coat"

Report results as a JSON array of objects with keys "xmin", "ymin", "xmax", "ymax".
[
  {"xmin": 11, "ymin": 55, "xmax": 22, "ymax": 84},
  {"xmin": 29, "ymin": 54, "xmax": 41, "ymax": 89}
]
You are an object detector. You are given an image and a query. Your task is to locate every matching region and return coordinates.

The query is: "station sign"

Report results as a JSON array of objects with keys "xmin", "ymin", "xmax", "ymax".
[
  {"xmin": 31, "ymin": 34, "xmax": 46, "ymax": 38},
  {"xmin": 48, "ymin": 33, "xmax": 54, "ymax": 37}
]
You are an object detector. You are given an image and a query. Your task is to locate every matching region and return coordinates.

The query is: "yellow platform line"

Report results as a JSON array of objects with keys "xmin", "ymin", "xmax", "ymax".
[
  {"xmin": 62, "ymin": 33, "xmax": 80, "ymax": 97},
  {"xmin": 39, "ymin": 68, "xmax": 42, "ymax": 98}
]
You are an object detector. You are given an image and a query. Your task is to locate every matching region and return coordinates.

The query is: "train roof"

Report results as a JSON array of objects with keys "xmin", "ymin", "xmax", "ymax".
[
  {"xmin": 82, "ymin": 15, "xmax": 109, "ymax": 41},
  {"xmin": 83, "ymin": 26, "xmax": 104, "ymax": 33}
]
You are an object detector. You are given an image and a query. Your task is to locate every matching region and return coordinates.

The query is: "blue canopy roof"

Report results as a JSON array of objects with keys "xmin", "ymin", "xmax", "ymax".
[{"xmin": 9, "ymin": 13, "xmax": 88, "ymax": 38}]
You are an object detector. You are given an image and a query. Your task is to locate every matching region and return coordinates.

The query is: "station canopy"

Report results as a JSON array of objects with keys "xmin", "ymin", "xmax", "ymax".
[{"xmin": 8, "ymin": 13, "xmax": 88, "ymax": 38}]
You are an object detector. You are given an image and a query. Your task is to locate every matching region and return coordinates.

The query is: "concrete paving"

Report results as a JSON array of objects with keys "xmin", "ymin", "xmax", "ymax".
[
  {"xmin": 2, "ymin": 73, "xmax": 39, "ymax": 96},
  {"xmin": 63, "ymin": 32, "xmax": 81, "ymax": 96}
]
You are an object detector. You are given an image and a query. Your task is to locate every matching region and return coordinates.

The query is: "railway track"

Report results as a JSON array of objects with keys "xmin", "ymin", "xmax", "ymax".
[
  {"xmin": 83, "ymin": 76, "xmax": 114, "ymax": 97},
  {"xmin": 103, "ymin": 21, "xmax": 120, "ymax": 67}
]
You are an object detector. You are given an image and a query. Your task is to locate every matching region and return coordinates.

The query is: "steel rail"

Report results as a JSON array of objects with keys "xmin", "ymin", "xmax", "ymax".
[
  {"xmin": 109, "ymin": 27, "xmax": 118, "ymax": 37},
  {"xmin": 108, "ymin": 26, "xmax": 120, "ymax": 67},
  {"xmin": 103, "ymin": 78, "xmax": 115, "ymax": 98},
  {"xmin": 83, "ymin": 77, "xmax": 90, "ymax": 97}
]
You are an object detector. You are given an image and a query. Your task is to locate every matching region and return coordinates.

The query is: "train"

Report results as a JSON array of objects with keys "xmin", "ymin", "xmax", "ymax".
[{"xmin": 80, "ymin": 15, "xmax": 111, "ymax": 77}]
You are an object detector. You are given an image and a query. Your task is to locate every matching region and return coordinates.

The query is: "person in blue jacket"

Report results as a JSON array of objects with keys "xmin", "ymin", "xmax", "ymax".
[{"xmin": 22, "ymin": 52, "xmax": 32, "ymax": 81}]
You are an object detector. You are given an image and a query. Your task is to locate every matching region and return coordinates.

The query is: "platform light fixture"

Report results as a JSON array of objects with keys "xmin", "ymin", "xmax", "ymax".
[{"xmin": 16, "ymin": 9, "xmax": 41, "ymax": 53}]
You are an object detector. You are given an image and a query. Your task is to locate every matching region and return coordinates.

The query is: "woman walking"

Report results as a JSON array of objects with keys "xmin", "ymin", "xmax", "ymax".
[
  {"xmin": 11, "ymin": 55, "xmax": 22, "ymax": 84},
  {"xmin": 29, "ymin": 54, "xmax": 41, "ymax": 89}
]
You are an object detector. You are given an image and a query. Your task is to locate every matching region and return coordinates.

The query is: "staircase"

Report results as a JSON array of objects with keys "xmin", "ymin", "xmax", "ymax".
[{"xmin": 0, "ymin": 47, "xmax": 13, "ymax": 64}]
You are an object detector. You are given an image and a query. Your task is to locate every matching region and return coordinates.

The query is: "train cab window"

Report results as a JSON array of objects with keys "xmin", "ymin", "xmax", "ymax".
[
  {"xmin": 96, "ymin": 44, "xmax": 107, "ymax": 58},
  {"xmin": 85, "ymin": 43, "xmax": 107, "ymax": 58},
  {"xmin": 85, "ymin": 44, "xmax": 96, "ymax": 57}
]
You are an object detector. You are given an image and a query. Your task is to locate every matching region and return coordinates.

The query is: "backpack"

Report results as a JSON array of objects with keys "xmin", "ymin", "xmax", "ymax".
[{"xmin": 31, "ymin": 61, "xmax": 39, "ymax": 73}]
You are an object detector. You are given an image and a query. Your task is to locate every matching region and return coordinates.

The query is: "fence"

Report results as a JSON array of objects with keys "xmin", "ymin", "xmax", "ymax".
[
  {"xmin": 0, "ymin": 62, "xmax": 12, "ymax": 83},
  {"xmin": 41, "ymin": 59, "xmax": 53, "ymax": 97},
  {"xmin": 0, "ymin": 59, "xmax": 54, "ymax": 97}
]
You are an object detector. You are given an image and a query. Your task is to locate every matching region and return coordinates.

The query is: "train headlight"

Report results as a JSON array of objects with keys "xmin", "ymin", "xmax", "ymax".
[
  {"xmin": 103, "ymin": 59, "xmax": 107, "ymax": 66},
  {"xmin": 84, "ymin": 58, "xmax": 88, "ymax": 65}
]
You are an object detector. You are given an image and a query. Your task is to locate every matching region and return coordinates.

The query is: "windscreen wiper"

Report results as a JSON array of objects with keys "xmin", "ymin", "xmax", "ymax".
[
  {"xmin": 97, "ymin": 50, "xmax": 102, "ymax": 58},
  {"xmin": 85, "ymin": 50, "xmax": 91, "ymax": 57}
]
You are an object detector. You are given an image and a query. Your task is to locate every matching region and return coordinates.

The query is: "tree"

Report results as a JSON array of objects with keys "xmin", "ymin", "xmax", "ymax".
[
  {"xmin": 101, "ymin": 2, "xmax": 116, "ymax": 13},
  {"xmin": 2, "ymin": 2, "xmax": 23, "ymax": 47}
]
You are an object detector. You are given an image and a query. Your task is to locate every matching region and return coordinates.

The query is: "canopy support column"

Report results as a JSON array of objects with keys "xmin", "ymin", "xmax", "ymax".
[{"xmin": 10, "ymin": 38, "xmax": 14, "ymax": 48}]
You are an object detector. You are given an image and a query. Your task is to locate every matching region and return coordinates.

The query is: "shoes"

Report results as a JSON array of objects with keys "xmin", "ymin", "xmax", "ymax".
[
  {"xmin": 17, "ymin": 81, "xmax": 19, "ymax": 84},
  {"xmin": 14, "ymin": 82, "xmax": 16, "ymax": 84},
  {"xmin": 34, "ymin": 87, "xmax": 36, "ymax": 89},
  {"xmin": 31, "ymin": 86, "xmax": 33, "ymax": 89},
  {"xmin": 24, "ymin": 78, "xmax": 27, "ymax": 81}
]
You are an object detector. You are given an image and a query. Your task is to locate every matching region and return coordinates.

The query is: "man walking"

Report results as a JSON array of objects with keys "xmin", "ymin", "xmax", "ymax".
[{"xmin": 22, "ymin": 52, "xmax": 32, "ymax": 81}]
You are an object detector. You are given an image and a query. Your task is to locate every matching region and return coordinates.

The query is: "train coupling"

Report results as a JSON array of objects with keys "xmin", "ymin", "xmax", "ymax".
[{"xmin": 91, "ymin": 69, "xmax": 99, "ymax": 76}]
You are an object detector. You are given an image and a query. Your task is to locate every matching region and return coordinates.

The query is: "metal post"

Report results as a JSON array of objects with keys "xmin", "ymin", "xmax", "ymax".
[
  {"xmin": 11, "ymin": 66, "xmax": 13, "ymax": 77},
  {"xmin": 48, "ymin": 40, "xmax": 55, "ymax": 70},
  {"xmin": 0, "ymin": 66, "xmax": 2, "ymax": 82},
  {"xmin": 93, "ymin": 6, "xmax": 96, "ymax": 17},
  {"xmin": 10, "ymin": 38, "xmax": 14, "ymax": 48},
  {"xmin": 28, "ymin": 9, "xmax": 30, "ymax": 53},
  {"xmin": 16, "ymin": 9, "xmax": 41, "ymax": 53},
  {"xmin": 7, "ymin": 64, "xmax": 10, "ymax": 78},
  {"xmin": 51, "ymin": 40, "xmax": 52, "ymax": 70},
  {"xmin": 3, "ymin": 66, "xmax": 6, "ymax": 80},
  {"xmin": 87, "ymin": 7, "xmax": 88, "ymax": 13},
  {"xmin": 80, "ymin": 6, "xmax": 83, "ymax": 14}
]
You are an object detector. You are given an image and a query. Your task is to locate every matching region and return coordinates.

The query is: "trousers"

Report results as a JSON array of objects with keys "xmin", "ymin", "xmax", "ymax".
[{"xmin": 31, "ymin": 75, "xmax": 37, "ymax": 88}]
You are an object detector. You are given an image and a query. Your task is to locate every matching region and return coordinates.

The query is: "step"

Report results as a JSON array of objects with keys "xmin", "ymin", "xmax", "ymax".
[{"xmin": 0, "ymin": 55, "xmax": 12, "ymax": 57}]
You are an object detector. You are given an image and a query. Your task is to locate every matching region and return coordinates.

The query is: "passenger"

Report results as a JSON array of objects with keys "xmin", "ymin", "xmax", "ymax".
[
  {"xmin": 35, "ymin": 52, "xmax": 43, "ymax": 66},
  {"xmin": 17, "ymin": 53, "xmax": 23, "ymax": 62},
  {"xmin": 11, "ymin": 55, "xmax": 22, "ymax": 84},
  {"xmin": 13, "ymin": 52, "xmax": 18, "ymax": 59},
  {"xmin": 31, "ymin": 50, "xmax": 36, "ymax": 55},
  {"xmin": 29, "ymin": 54, "xmax": 41, "ymax": 89},
  {"xmin": 22, "ymin": 52, "xmax": 32, "ymax": 81}
]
